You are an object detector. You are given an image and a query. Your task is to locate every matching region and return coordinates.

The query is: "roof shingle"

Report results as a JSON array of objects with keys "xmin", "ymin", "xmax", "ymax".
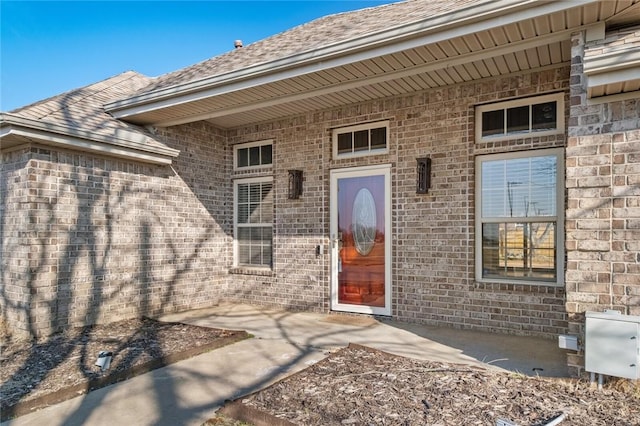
[
  {"xmin": 138, "ymin": 0, "xmax": 483, "ymax": 94},
  {"xmin": 7, "ymin": 71, "xmax": 169, "ymax": 151}
]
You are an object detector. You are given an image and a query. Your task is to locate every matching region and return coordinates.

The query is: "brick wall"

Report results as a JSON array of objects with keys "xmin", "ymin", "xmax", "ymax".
[
  {"xmin": 0, "ymin": 121, "xmax": 230, "ymax": 338},
  {"xmin": 565, "ymin": 29, "xmax": 640, "ymax": 375},
  {"xmin": 3, "ymin": 65, "xmax": 577, "ymax": 342},
  {"xmin": 225, "ymin": 65, "xmax": 570, "ymax": 337},
  {"xmin": 0, "ymin": 148, "xmax": 33, "ymax": 336},
  {"xmin": 224, "ymin": 117, "xmax": 330, "ymax": 312}
]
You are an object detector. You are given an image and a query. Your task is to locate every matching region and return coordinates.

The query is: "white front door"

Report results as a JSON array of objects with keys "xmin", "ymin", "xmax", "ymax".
[{"xmin": 330, "ymin": 165, "xmax": 391, "ymax": 316}]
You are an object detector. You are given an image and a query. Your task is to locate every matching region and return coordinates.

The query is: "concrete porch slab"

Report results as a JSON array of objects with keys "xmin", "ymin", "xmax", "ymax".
[
  {"xmin": 160, "ymin": 303, "xmax": 569, "ymax": 378},
  {"xmin": 2, "ymin": 303, "xmax": 568, "ymax": 426}
]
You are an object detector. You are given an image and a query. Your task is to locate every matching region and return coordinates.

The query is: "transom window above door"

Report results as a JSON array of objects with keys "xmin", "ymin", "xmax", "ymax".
[
  {"xmin": 333, "ymin": 121, "xmax": 389, "ymax": 159},
  {"xmin": 234, "ymin": 140, "xmax": 273, "ymax": 170},
  {"xmin": 475, "ymin": 93, "xmax": 564, "ymax": 142}
]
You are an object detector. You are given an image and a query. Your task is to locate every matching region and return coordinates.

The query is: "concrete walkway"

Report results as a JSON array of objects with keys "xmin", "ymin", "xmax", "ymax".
[{"xmin": 3, "ymin": 303, "xmax": 568, "ymax": 426}]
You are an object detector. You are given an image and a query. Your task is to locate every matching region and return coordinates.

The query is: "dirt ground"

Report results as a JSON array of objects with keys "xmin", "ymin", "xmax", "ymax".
[
  {"xmin": 238, "ymin": 345, "xmax": 640, "ymax": 426},
  {"xmin": 0, "ymin": 317, "xmax": 245, "ymax": 419},
  {"xmin": 2, "ymin": 318, "xmax": 639, "ymax": 425}
]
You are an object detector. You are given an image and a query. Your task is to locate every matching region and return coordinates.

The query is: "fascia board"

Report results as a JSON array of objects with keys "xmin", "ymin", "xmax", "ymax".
[
  {"xmin": 587, "ymin": 90, "xmax": 640, "ymax": 104},
  {"xmin": 0, "ymin": 114, "xmax": 179, "ymax": 164},
  {"xmin": 587, "ymin": 67, "xmax": 640, "ymax": 88},
  {"xmin": 583, "ymin": 47, "xmax": 640, "ymax": 76},
  {"xmin": 156, "ymin": 31, "xmax": 574, "ymax": 127},
  {"xmin": 106, "ymin": 0, "xmax": 597, "ymax": 119}
]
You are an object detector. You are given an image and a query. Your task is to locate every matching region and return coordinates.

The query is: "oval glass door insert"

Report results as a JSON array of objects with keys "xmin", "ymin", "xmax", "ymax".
[{"xmin": 352, "ymin": 188, "xmax": 377, "ymax": 256}]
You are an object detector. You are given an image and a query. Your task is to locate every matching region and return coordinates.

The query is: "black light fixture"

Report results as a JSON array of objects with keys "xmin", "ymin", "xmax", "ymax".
[
  {"xmin": 416, "ymin": 157, "xmax": 431, "ymax": 194},
  {"xmin": 288, "ymin": 170, "xmax": 303, "ymax": 199}
]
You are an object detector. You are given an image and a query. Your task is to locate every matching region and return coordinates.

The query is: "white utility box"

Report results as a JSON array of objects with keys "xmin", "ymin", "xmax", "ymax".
[{"xmin": 585, "ymin": 311, "xmax": 640, "ymax": 380}]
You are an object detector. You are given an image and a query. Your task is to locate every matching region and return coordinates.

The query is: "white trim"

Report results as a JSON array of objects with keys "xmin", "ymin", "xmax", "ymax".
[
  {"xmin": 474, "ymin": 148, "xmax": 565, "ymax": 286},
  {"xmin": 588, "ymin": 67, "xmax": 640, "ymax": 87},
  {"xmin": 233, "ymin": 139, "xmax": 274, "ymax": 171},
  {"xmin": 330, "ymin": 164, "xmax": 392, "ymax": 316},
  {"xmin": 583, "ymin": 43, "xmax": 640, "ymax": 98},
  {"xmin": 157, "ymin": 52, "xmax": 572, "ymax": 128},
  {"xmin": 475, "ymin": 93, "xmax": 565, "ymax": 143},
  {"xmin": 332, "ymin": 121, "xmax": 390, "ymax": 160},
  {"xmin": 106, "ymin": 0, "xmax": 596, "ymax": 121},
  {"xmin": 587, "ymin": 68, "xmax": 640, "ymax": 91},
  {"xmin": 233, "ymin": 176, "xmax": 274, "ymax": 269},
  {"xmin": 585, "ymin": 21, "xmax": 605, "ymax": 42},
  {"xmin": 587, "ymin": 90, "xmax": 640, "ymax": 105},
  {"xmin": 583, "ymin": 47, "xmax": 640, "ymax": 76}
]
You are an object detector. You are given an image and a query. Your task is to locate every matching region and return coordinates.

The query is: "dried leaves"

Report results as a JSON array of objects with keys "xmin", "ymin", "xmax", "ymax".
[
  {"xmin": 0, "ymin": 318, "xmax": 234, "ymax": 412},
  {"xmin": 243, "ymin": 345, "xmax": 640, "ymax": 426}
]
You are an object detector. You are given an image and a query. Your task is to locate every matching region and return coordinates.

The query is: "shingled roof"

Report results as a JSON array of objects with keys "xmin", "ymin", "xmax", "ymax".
[
  {"xmin": 9, "ymin": 71, "xmax": 152, "ymax": 131},
  {"xmin": 2, "ymin": 71, "xmax": 178, "ymax": 163},
  {"xmin": 137, "ymin": 0, "xmax": 482, "ymax": 95},
  {"xmin": 5, "ymin": 0, "xmax": 637, "ymax": 139}
]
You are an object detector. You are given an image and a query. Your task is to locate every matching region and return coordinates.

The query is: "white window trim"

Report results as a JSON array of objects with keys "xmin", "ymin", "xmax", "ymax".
[
  {"xmin": 233, "ymin": 139, "xmax": 273, "ymax": 171},
  {"xmin": 332, "ymin": 120, "xmax": 390, "ymax": 159},
  {"xmin": 475, "ymin": 93, "xmax": 564, "ymax": 143},
  {"xmin": 475, "ymin": 147, "xmax": 565, "ymax": 286},
  {"xmin": 233, "ymin": 176, "xmax": 273, "ymax": 269}
]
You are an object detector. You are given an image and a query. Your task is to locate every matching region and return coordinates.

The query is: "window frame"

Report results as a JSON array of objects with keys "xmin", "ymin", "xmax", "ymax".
[
  {"xmin": 332, "ymin": 121, "xmax": 390, "ymax": 159},
  {"xmin": 233, "ymin": 176, "xmax": 274, "ymax": 269},
  {"xmin": 233, "ymin": 140, "xmax": 273, "ymax": 171},
  {"xmin": 475, "ymin": 148, "xmax": 565, "ymax": 286},
  {"xmin": 475, "ymin": 93, "xmax": 564, "ymax": 143}
]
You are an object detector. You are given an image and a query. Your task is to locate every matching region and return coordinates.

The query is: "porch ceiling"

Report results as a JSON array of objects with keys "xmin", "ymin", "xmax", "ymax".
[{"xmin": 110, "ymin": 0, "xmax": 638, "ymax": 129}]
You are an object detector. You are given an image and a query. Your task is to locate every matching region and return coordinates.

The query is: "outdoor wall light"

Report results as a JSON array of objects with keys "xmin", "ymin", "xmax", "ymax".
[
  {"xmin": 288, "ymin": 170, "xmax": 303, "ymax": 199},
  {"xmin": 416, "ymin": 157, "xmax": 431, "ymax": 194}
]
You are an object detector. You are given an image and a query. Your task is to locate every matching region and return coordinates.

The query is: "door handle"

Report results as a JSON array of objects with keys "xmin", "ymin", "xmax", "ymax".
[{"xmin": 331, "ymin": 233, "xmax": 343, "ymax": 249}]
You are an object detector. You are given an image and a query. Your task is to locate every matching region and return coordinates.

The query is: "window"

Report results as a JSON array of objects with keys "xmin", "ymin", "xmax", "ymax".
[
  {"xmin": 333, "ymin": 121, "xmax": 389, "ymax": 158},
  {"xmin": 234, "ymin": 140, "xmax": 273, "ymax": 170},
  {"xmin": 475, "ymin": 148, "xmax": 564, "ymax": 284},
  {"xmin": 476, "ymin": 94, "xmax": 564, "ymax": 142},
  {"xmin": 234, "ymin": 178, "xmax": 273, "ymax": 268}
]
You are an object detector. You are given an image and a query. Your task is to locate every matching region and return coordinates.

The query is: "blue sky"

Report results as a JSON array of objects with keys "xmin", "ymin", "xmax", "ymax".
[{"xmin": 1, "ymin": 1, "xmax": 393, "ymax": 111}]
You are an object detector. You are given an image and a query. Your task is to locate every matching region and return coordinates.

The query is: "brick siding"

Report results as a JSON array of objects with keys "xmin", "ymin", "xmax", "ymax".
[
  {"xmin": 3, "ymin": 65, "xmax": 575, "ymax": 342},
  {"xmin": 1, "ymin": 121, "xmax": 230, "ymax": 338},
  {"xmin": 225, "ymin": 65, "xmax": 570, "ymax": 337},
  {"xmin": 565, "ymin": 29, "xmax": 640, "ymax": 376}
]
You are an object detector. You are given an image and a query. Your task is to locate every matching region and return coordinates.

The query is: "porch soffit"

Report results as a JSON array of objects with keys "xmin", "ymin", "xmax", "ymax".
[{"xmin": 108, "ymin": 0, "xmax": 638, "ymax": 129}]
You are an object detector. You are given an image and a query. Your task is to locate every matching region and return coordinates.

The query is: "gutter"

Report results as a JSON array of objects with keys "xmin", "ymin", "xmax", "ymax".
[
  {"xmin": 583, "ymin": 41, "xmax": 640, "ymax": 98},
  {"xmin": 0, "ymin": 113, "xmax": 179, "ymax": 165},
  {"xmin": 105, "ymin": 0, "xmax": 598, "ymax": 119},
  {"xmin": 583, "ymin": 46, "xmax": 640, "ymax": 75}
]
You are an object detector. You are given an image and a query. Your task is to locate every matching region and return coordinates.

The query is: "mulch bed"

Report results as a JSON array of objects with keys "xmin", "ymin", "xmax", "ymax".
[
  {"xmin": 220, "ymin": 343, "xmax": 640, "ymax": 426},
  {"xmin": 0, "ymin": 318, "xmax": 248, "ymax": 421}
]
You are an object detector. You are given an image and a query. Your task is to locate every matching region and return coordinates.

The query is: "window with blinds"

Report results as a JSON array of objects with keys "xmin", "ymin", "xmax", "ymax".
[
  {"xmin": 475, "ymin": 148, "xmax": 564, "ymax": 284},
  {"xmin": 234, "ymin": 178, "xmax": 273, "ymax": 268}
]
